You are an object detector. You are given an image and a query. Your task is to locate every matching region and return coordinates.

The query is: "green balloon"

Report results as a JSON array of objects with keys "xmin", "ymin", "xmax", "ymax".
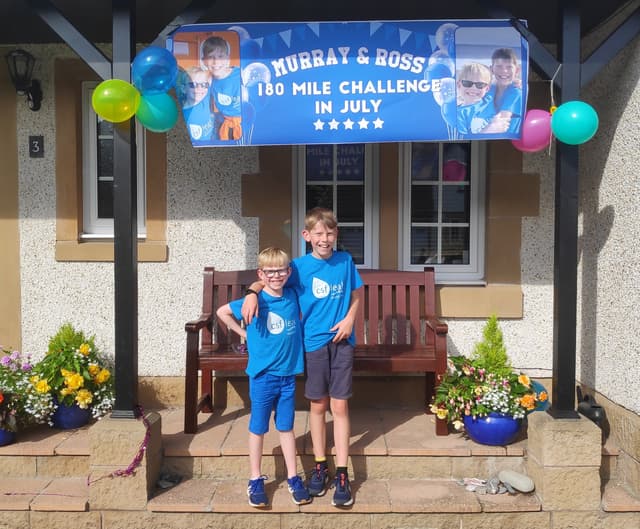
[
  {"xmin": 551, "ymin": 100, "xmax": 599, "ymax": 145},
  {"xmin": 91, "ymin": 79, "xmax": 140, "ymax": 123},
  {"xmin": 136, "ymin": 93, "xmax": 179, "ymax": 132}
]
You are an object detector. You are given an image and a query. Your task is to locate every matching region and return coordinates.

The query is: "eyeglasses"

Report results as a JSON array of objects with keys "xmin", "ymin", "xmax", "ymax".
[
  {"xmin": 187, "ymin": 81, "xmax": 210, "ymax": 88},
  {"xmin": 460, "ymin": 80, "xmax": 488, "ymax": 89},
  {"xmin": 260, "ymin": 268, "xmax": 289, "ymax": 278}
]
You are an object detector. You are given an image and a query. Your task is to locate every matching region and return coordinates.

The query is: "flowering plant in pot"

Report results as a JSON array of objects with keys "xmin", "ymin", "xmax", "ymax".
[
  {"xmin": 430, "ymin": 315, "xmax": 548, "ymax": 444},
  {"xmin": 32, "ymin": 323, "xmax": 114, "ymax": 427},
  {"xmin": 0, "ymin": 347, "xmax": 55, "ymax": 438}
]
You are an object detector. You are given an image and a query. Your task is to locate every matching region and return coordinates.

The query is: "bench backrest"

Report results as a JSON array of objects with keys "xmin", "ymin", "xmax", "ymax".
[{"xmin": 201, "ymin": 266, "xmax": 437, "ymax": 349}]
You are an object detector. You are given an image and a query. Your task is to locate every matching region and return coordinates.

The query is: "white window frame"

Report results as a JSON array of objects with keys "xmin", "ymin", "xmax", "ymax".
[
  {"xmin": 81, "ymin": 82, "xmax": 146, "ymax": 238},
  {"xmin": 399, "ymin": 142, "xmax": 486, "ymax": 284},
  {"xmin": 292, "ymin": 144, "xmax": 379, "ymax": 269}
]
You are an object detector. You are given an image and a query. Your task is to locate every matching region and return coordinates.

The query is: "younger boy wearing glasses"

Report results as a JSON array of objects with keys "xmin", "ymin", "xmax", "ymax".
[
  {"xmin": 178, "ymin": 67, "xmax": 215, "ymax": 142},
  {"xmin": 216, "ymin": 247, "xmax": 311, "ymax": 509}
]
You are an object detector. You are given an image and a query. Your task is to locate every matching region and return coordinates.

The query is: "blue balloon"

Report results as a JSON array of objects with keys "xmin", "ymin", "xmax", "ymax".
[
  {"xmin": 136, "ymin": 93, "xmax": 178, "ymax": 132},
  {"xmin": 132, "ymin": 46, "xmax": 178, "ymax": 95},
  {"xmin": 551, "ymin": 101, "xmax": 599, "ymax": 145},
  {"xmin": 441, "ymin": 100, "xmax": 457, "ymax": 128}
]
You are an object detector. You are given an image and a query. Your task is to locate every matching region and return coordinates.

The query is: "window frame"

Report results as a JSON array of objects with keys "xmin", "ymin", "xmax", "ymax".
[
  {"xmin": 399, "ymin": 142, "xmax": 486, "ymax": 284},
  {"xmin": 292, "ymin": 144, "xmax": 379, "ymax": 268},
  {"xmin": 81, "ymin": 81, "xmax": 146, "ymax": 239}
]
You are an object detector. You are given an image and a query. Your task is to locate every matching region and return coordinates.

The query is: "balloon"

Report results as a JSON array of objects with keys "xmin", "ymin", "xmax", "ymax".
[
  {"xmin": 435, "ymin": 23, "xmax": 458, "ymax": 56},
  {"xmin": 135, "ymin": 93, "xmax": 179, "ymax": 132},
  {"xmin": 511, "ymin": 109, "xmax": 552, "ymax": 152},
  {"xmin": 92, "ymin": 79, "xmax": 140, "ymax": 123},
  {"xmin": 551, "ymin": 100, "xmax": 599, "ymax": 145},
  {"xmin": 426, "ymin": 50, "xmax": 454, "ymax": 80},
  {"xmin": 432, "ymin": 77, "xmax": 456, "ymax": 107},
  {"xmin": 441, "ymin": 99, "xmax": 457, "ymax": 128},
  {"xmin": 132, "ymin": 46, "xmax": 178, "ymax": 95}
]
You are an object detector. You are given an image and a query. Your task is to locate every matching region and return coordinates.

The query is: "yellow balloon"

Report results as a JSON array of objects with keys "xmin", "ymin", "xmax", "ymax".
[{"xmin": 91, "ymin": 79, "xmax": 141, "ymax": 122}]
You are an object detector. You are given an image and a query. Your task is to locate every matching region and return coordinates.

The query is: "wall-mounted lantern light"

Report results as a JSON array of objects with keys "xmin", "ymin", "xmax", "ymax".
[{"xmin": 5, "ymin": 49, "xmax": 42, "ymax": 111}]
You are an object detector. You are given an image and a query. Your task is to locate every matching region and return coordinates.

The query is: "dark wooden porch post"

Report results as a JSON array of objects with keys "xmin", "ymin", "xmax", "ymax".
[{"xmin": 110, "ymin": 0, "xmax": 139, "ymax": 418}]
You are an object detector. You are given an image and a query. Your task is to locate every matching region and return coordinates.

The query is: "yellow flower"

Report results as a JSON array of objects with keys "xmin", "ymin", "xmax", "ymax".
[
  {"xmin": 78, "ymin": 343, "xmax": 91, "ymax": 356},
  {"xmin": 60, "ymin": 387, "xmax": 74, "ymax": 396},
  {"xmin": 520, "ymin": 394, "xmax": 536, "ymax": 410},
  {"xmin": 64, "ymin": 372, "xmax": 84, "ymax": 391},
  {"xmin": 538, "ymin": 391, "xmax": 548, "ymax": 402},
  {"xmin": 35, "ymin": 379, "xmax": 51, "ymax": 393},
  {"xmin": 88, "ymin": 364, "xmax": 100, "ymax": 376},
  {"xmin": 518, "ymin": 374, "xmax": 531, "ymax": 386},
  {"xmin": 452, "ymin": 420, "xmax": 464, "ymax": 431},
  {"xmin": 95, "ymin": 368, "xmax": 111, "ymax": 384},
  {"xmin": 75, "ymin": 389, "xmax": 93, "ymax": 409},
  {"xmin": 61, "ymin": 368, "xmax": 73, "ymax": 377},
  {"xmin": 435, "ymin": 408, "xmax": 448, "ymax": 420}
]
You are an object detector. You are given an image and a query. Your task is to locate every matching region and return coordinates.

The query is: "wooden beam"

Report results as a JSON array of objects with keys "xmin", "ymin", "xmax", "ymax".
[
  {"xmin": 28, "ymin": 0, "xmax": 111, "ymax": 80},
  {"xmin": 151, "ymin": 0, "xmax": 218, "ymax": 47}
]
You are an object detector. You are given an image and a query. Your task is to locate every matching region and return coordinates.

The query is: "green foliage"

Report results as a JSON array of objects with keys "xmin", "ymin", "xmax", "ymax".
[{"xmin": 470, "ymin": 314, "xmax": 512, "ymax": 377}]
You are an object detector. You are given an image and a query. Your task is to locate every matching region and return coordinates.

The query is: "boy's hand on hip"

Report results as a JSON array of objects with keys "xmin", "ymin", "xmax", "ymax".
[{"xmin": 330, "ymin": 319, "xmax": 354, "ymax": 343}]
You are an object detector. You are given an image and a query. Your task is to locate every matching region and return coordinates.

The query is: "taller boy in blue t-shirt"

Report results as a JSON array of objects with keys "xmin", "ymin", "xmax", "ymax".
[
  {"xmin": 216, "ymin": 247, "xmax": 311, "ymax": 508},
  {"xmin": 242, "ymin": 208, "xmax": 363, "ymax": 507}
]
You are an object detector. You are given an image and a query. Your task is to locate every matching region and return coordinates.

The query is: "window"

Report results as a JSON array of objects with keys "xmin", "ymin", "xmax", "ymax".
[
  {"xmin": 81, "ymin": 82, "xmax": 146, "ymax": 238},
  {"xmin": 400, "ymin": 142, "xmax": 485, "ymax": 283},
  {"xmin": 294, "ymin": 144, "xmax": 378, "ymax": 267}
]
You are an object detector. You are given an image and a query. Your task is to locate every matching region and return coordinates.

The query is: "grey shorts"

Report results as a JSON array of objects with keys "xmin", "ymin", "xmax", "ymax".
[{"xmin": 304, "ymin": 340, "xmax": 354, "ymax": 400}]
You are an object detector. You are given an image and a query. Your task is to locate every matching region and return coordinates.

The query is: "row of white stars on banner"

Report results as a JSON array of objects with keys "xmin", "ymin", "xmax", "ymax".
[{"xmin": 313, "ymin": 117, "xmax": 385, "ymax": 131}]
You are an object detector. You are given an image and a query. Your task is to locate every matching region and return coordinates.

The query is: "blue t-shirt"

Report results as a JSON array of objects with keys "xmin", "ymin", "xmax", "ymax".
[
  {"xmin": 289, "ymin": 251, "xmax": 363, "ymax": 351},
  {"xmin": 212, "ymin": 67, "xmax": 242, "ymax": 118},
  {"xmin": 229, "ymin": 288, "xmax": 303, "ymax": 378},
  {"xmin": 457, "ymin": 83, "xmax": 522, "ymax": 138},
  {"xmin": 182, "ymin": 96, "xmax": 214, "ymax": 141}
]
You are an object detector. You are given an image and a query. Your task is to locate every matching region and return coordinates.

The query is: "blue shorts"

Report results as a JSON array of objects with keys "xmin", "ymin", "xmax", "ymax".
[
  {"xmin": 304, "ymin": 340, "xmax": 354, "ymax": 400},
  {"xmin": 248, "ymin": 373, "xmax": 296, "ymax": 435}
]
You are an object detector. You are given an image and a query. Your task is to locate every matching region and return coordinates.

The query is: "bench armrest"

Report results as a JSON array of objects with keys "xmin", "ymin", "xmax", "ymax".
[
  {"xmin": 185, "ymin": 313, "xmax": 212, "ymax": 333},
  {"xmin": 425, "ymin": 316, "xmax": 448, "ymax": 335}
]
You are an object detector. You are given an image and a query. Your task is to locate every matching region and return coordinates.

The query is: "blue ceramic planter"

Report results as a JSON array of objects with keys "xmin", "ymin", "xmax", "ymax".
[
  {"xmin": 0, "ymin": 428, "xmax": 16, "ymax": 446},
  {"xmin": 52, "ymin": 402, "xmax": 91, "ymax": 429},
  {"xmin": 463, "ymin": 412, "xmax": 522, "ymax": 446}
]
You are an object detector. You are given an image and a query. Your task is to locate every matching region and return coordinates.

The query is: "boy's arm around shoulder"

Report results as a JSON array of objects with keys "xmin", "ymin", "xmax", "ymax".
[
  {"xmin": 240, "ymin": 280, "xmax": 265, "ymax": 324},
  {"xmin": 216, "ymin": 303, "xmax": 247, "ymax": 340}
]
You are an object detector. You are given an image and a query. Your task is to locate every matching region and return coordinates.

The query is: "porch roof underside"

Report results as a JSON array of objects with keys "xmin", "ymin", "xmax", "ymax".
[{"xmin": 0, "ymin": 0, "xmax": 635, "ymax": 46}]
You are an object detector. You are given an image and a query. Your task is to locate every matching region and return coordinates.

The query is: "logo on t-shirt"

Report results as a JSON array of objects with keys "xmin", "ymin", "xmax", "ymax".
[
  {"xmin": 312, "ymin": 277, "xmax": 330, "ymax": 298},
  {"xmin": 189, "ymin": 123, "xmax": 203, "ymax": 139},
  {"xmin": 266, "ymin": 312, "xmax": 297, "ymax": 335}
]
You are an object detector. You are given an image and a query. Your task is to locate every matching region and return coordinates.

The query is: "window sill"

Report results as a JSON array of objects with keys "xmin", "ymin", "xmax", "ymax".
[
  {"xmin": 437, "ymin": 284, "xmax": 523, "ymax": 318},
  {"xmin": 55, "ymin": 240, "xmax": 168, "ymax": 262}
]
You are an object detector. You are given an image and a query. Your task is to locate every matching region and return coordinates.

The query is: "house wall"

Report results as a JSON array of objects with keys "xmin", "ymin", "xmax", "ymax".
[{"xmin": 2, "ymin": 26, "xmax": 639, "ymax": 420}]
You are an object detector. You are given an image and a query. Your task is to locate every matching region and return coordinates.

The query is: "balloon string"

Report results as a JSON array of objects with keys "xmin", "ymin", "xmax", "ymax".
[{"xmin": 550, "ymin": 64, "xmax": 562, "ymax": 109}]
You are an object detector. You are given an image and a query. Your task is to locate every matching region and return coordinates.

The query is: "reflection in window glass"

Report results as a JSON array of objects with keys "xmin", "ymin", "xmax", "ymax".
[
  {"xmin": 337, "ymin": 144, "xmax": 365, "ymax": 181},
  {"xmin": 442, "ymin": 186, "xmax": 469, "ymax": 223},
  {"xmin": 338, "ymin": 227, "xmax": 364, "ymax": 263},
  {"xmin": 442, "ymin": 227, "xmax": 469, "ymax": 264},
  {"xmin": 305, "ymin": 145, "xmax": 333, "ymax": 181},
  {"xmin": 97, "ymin": 181, "xmax": 114, "ymax": 219},
  {"xmin": 337, "ymin": 185, "xmax": 364, "ymax": 222},
  {"xmin": 411, "ymin": 227, "xmax": 438, "ymax": 265},
  {"xmin": 306, "ymin": 185, "xmax": 333, "ymax": 211},
  {"xmin": 409, "ymin": 142, "xmax": 472, "ymax": 269}
]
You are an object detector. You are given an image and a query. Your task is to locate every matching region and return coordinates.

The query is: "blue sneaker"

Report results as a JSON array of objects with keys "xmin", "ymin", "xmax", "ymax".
[
  {"xmin": 308, "ymin": 461, "xmax": 329, "ymax": 497},
  {"xmin": 247, "ymin": 475, "xmax": 269, "ymax": 508},
  {"xmin": 287, "ymin": 475, "xmax": 312, "ymax": 505},
  {"xmin": 332, "ymin": 471, "xmax": 354, "ymax": 507}
]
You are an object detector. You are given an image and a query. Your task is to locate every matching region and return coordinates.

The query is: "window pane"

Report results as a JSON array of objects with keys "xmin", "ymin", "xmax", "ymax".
[
  {"xmin": 97, "ymin": 118, "xmax": 113, "ymax": 136},
  {"xmin": 306, "ymin": 145, "xmax": 333, "ymax": 181},
  {"xmin": 338, "ymin": 227, "xmax": 364, "ymax": 264},
  {"xmin": 411, "ymin": 143, "xmax": 439, "ymax": 181},
  {"xmin": 337, "ymin": 144, "xmax": 365, "ymax": 181},
  {"xmin": 442, "ymin": 227, "xmax": 469, "ymax": 264},
  {"xmin": 411, "ymin": 185, "xmax": 438, "ymax": 223},
  {"xmin": 442, "ymin": 185, "xmax": 470, "ymax": 223},
  {"xmin": 306, "ymin": 185, "xmax": 333, "ymax": 210},
  {"xmin": 442, "ymin": 143, "xmax": 470, "ymax": 182},
  {"xmin": 98, "ymin": 139, "xmax": 113, "ymax": 176},
  {"xmin": 337, "ymin": 185, "xmax": 364, "ymax": 222},
  {"xmin": 97, "ymin": 181, "xmax": 114, "ymax": 219},
  {"xmin": 411, "ymin": 227, "xmax": 438, "ymax": 265}
]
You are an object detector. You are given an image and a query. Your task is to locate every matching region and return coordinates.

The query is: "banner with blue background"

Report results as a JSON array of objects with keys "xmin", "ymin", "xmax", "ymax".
[{"xmin": 168, "ymin": 20, "xmax": 528, "ymax": 147}]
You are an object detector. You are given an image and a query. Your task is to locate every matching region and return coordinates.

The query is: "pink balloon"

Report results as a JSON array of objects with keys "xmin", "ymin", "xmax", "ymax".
[{"xmin": 511, "ymin": 109, "xmax": 552, "ymax": 152}]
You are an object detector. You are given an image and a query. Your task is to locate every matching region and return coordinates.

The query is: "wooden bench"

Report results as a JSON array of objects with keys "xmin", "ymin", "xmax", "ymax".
[{"xmin": 184, "ymin": 267, "xmax": 449, "ymax": 435}]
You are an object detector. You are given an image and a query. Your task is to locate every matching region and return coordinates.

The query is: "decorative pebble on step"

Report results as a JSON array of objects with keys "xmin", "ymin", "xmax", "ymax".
[{"xmin": 498, "ymin": 470, "xmax": 535, "ymax": 493}]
